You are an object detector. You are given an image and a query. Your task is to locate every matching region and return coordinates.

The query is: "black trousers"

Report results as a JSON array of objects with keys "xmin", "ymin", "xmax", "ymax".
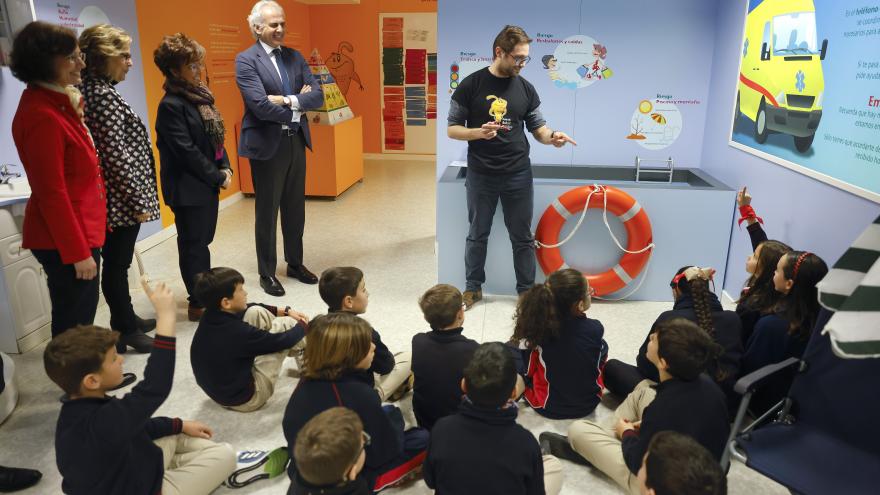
[
  {"xmin": 101, "ymin": 224, "xmax": 141, "ymax": 334},
  {"xmin": 171, "ymin": 198, "xmax": 218, "ymax": 307},
  {"xmin": 250, "ymin": 130, "xmax": 306, "ymax": 278},
  {"xmin": 603, "ymin": 358, "xmax": 648, "ymax": 398},
  {"xmin": 31, "ymin": 248, "xmax": 101, "ymax": 337}
]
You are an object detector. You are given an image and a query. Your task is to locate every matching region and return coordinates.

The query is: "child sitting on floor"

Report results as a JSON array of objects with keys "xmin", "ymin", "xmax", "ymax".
[
  {"xmin": 541, "ymin": 318, "xmax": 729, "ymax": 495},
  {"xmin": 319, "ymin": 267, "xmax": 412, "ymax": 401},
  {"xmin": 411, "ymin": 284, "xmax": 478, "ymax": 430},
  {"xmin": 289, "ymin": 407, "xmax": 371, "ymax": 495},
  {"xmin": 637, "ymin": 431, "xmax": 727, "ymax": 495},
  {"xmin": 46, "ymin": 279, "xmax": 236, "ymax": 495},
  {"xmin": 283, "ymin": 312, "xmax": 428, "ymax": 492},
  {"xmin": 510, "ymin": 268, "xmax": 608, "ymax": 419},
  {"xmin": 191, "ymin": 267, "xmax": 308, "ymax": 412},
  {"xmin": 425, "ymin": 342, "xmax": 563, "ymax": 495}
]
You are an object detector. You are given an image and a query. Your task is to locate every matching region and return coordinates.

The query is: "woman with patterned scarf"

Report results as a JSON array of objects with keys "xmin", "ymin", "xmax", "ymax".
[
  {"xmin": 154, "ymin": 33, "xmax": 233, "ymax": 322},
  {"xmin": 79, "ymin": 24, "xmax": 161, "ymax": 353}
]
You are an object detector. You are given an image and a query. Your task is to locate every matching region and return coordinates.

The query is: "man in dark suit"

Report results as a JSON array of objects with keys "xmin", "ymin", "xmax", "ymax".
[{"xmin": 236, "ymin": 0, "xmax": 324, "ymax": 296}]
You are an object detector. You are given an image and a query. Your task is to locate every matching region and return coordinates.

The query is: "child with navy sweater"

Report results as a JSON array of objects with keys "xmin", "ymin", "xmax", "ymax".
[
  {"xmin": 510, "ymin": 268, "xmax": 608, "ymax": 419},
  {"xmin": 191, "ymin": 267, "xmax": 308, "ymax": 412},
  {"xmin": 542, "ymin": 318, "xmax": 729, "ymax": 495},
  {"xmin": 425, "ymin": 342, "xmax": 563, "ymax": 495},
  {"xmin": 411, "ymin": 284, "xmax": 478, "ymax": 430},
  {"xmin": 319, "ymin": 267, "xmax": 412, "ymax": 401},
  {"xmin": 45, "ymin": 279, "xmax": 235, "ymax": 495},
  {"xmin": 283, "ymin": 312, "xmax": 428, "ymax": 492}
]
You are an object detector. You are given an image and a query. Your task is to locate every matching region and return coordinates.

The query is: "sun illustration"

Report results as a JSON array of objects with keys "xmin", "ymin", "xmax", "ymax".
[{"xmin": 638, "ymin": 100, "xmax": 653, "ymax": 114}]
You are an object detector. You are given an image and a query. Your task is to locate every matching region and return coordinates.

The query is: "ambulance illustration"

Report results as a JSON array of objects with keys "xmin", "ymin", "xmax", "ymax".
[{"xmin": 736, "ymin": 0, "xmax": 828, "ymax": 152}]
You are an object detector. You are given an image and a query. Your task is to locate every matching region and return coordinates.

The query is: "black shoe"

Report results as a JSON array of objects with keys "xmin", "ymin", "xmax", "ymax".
[
  {"xmin": 286, "ymin": 265, "xmax": 318, "ymax": 284},
  {"xmin": 260, "ymin": 276, "xmax": 286, "ymax": 296},
  {"xmin": 0, "ymin": 465, "xmax": 42, "ymax": 492},
  {"xmin": 539, "ymin": 432, "xmax": 592, "ymax": 466},
  {"xmin": 135, "ymin": 316, "xmax": 157, "ymax": 333},
  {"xmin": 109, "ymin": 372, "xmax": 137, "ymax": 391},
  {"xmin": 118, "ymin": 331, "xmax": 154, "ymax": 354}
]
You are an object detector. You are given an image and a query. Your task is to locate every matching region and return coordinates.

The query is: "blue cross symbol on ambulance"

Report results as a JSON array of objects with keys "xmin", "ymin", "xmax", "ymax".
[{"xmin": 795, "ymin": 70, "xmax": 806, "ymax": 92}]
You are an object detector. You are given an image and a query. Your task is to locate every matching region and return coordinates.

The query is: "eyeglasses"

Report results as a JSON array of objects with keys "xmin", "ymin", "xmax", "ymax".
[
  {"xmin": 67, "ymin": 52, "xmax": 85, "ymax": 63},
  {"xmin": 588, "ymin": 287, "xmax": 596, "ymax": 297},
  {"xmin": 505, "ymin": 52, "xmax": 531, "ymax": 66}
]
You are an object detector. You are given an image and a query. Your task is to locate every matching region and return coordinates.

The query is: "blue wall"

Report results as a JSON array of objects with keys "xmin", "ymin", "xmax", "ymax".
[
  {"xmin": 437, "ymin": 0, "xmax": 719, "ymax": 176},
  {"xmin": 702, "ymin": 0, "xmax": 880, "ymax": 296}
]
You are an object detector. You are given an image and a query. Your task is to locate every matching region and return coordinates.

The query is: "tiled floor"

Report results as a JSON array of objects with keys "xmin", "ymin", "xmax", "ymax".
[{"xmin": 0, "ymin": 160, "xmax": 786, "ymax": 494}]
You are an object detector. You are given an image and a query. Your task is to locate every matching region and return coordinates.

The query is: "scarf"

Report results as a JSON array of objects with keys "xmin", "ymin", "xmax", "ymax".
[{"xmin": 163, "ymin": 77, "xmax": 226, "ymax": 159}]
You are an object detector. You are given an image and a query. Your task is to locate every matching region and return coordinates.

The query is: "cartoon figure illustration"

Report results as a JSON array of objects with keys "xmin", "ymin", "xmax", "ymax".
[
  {"xmin": 327, "ymin": 41, "xmax": 363, "ymax": 95},
  {"xmin": 541, "ymin": 54, "xmax": 562, "ymax": 83},
  {"xmin": 486, "ymin": 95, "xmax": 508, "ymax": 124},
  {"xmin": 735, "ymin": 0, "xmax": 828, "ymax": 152},
  {"xmin": 578, "ymin": 43, "xmax": 611, "ymax": 80}
]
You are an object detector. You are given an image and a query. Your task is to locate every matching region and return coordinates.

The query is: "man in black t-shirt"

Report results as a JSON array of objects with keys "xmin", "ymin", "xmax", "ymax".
[{"xmin": 448, "ymin": 25, "xmax": 576, "ymax": 308}]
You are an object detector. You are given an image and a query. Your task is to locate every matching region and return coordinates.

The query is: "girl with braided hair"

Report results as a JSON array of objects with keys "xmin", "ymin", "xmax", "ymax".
[
  {"xmin": 604, "ymin": 266, "xmax": 743, "ymax": 413},
  {"xmin": 509, "ymin": 268, "xmax": 609, "ymax": 419},
  {"xmin": 742, "ymin": 251, "xmax": 828, "ymax": 415}
]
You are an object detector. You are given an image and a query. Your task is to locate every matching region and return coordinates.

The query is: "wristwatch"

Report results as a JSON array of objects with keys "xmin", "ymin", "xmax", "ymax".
[
  {"xmin": 550, "ymin": 130, "xmax": 558, "ymax": 140},
  {"xmin": 284, "ymin": 306, "xmax": 291, "ymax": 316},
  {"xmin": 282, "ymin": 96, "xmax": 291, "ymax": 107}
]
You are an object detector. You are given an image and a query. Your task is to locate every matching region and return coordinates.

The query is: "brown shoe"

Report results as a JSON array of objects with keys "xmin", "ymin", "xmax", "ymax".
[
  {"xmin": 462, "ymin": 289, "xmax": 482, "ymax": 311},
  {"xmin": 188, "ymin": 304, "xmax": 205, "ymax": 322}
]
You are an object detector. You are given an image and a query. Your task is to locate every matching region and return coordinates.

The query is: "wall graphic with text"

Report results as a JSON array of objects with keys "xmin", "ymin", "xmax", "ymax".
[{"xmin": 730, "ymin": 0, "xmax": 880, "ymax": 202}]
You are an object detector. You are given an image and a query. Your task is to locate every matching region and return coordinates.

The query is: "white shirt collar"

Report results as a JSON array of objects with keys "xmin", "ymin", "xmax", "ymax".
[{"xmin": 259, "ymin": 40, "xmax": 282, "ymax": 56}]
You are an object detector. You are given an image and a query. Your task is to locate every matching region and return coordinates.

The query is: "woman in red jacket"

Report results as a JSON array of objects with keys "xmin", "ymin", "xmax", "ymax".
[{"xmin": 10, "ymin": 22, "xmax": 107, "ymax": 338}]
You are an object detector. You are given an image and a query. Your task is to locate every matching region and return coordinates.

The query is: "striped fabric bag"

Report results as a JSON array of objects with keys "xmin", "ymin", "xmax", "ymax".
[{"xmin": 816, "ymin": 214, "xmax": 880, "ymax": 358}]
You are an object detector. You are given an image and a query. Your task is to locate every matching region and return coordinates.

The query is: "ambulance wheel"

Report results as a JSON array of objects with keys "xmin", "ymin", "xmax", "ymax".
[
  {"xmin": 794, "ymin": 134, "xmax": 814, "ymax": 153},
  {"xmin": 755, "ymin": 99, "xmax": 769, "ymax": 144}
]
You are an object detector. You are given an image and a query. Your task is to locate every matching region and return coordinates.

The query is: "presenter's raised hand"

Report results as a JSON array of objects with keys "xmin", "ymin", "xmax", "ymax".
[
  {"xmin": 737, "ymin": 186, "xmax": 752, "ymax": 207},
  {"xmin": 475, "ymin": 122, "xmax": 503, "ymax": 140},
  {"xmin": 551, "ymin": 131, "xmax": 577, "ymax": 148}
]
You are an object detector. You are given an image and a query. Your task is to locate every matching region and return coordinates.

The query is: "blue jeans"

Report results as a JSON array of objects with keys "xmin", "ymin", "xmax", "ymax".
[{"xmin": 465, "ymin": 167, "xmax": 535, "ymax": 293}]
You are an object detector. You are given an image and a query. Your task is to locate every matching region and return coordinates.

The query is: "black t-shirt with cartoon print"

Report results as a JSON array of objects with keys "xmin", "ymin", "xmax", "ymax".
[{"xmin": 449, "ymin": 67, "xmax": 542, "ymax": 175}]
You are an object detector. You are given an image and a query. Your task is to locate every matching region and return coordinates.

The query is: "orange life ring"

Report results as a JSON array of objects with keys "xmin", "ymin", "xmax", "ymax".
[{"xmin": 535, "ymin": 185, "xmax": 653, "ymax": 296}]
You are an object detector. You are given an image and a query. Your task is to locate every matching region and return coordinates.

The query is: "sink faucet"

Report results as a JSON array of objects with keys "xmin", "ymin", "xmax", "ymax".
[{"xmin": 0, "ymin": 164, "xmax": 22, "ymax": 185}]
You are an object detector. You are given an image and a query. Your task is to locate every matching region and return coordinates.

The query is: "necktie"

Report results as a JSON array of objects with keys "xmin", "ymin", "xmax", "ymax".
[{"xmin": 272, "ymin": 48, "xmax": 293, "ymax": 96}]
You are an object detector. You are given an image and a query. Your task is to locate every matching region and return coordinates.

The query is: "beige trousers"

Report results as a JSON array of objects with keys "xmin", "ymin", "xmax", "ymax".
[
  {"xmin": 155, "ymin": 434, "xmax": 236, "ymax": 495},
  {"xmin": 229, "ymin": 306, "xmax": 305, "ymax": 412},
  {"xmin": 567, "ymin": 379, "xmax": 658, "ymax": 495},
  {"xmin": 374, "ymin": 351, "xmax": 413, "ymax": 401},
  {"xmin": 543, "ymin": 454, "xmax": 564, "ymax": 495}
]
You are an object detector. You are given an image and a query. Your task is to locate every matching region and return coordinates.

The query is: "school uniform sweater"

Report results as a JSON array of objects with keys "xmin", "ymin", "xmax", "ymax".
[
  {"xmin": 635, "ymin": 294, "xmax": 743, "ymax": 396},
  {"xmin": 288, "ymin": 472, "xmax": 371, "ymax": 495},
  {"xmin": 424, "ymin": 399, "xmax": 545, "ymax": 495},
  {"xmin": 329, "ymin": 309, "xmax": 395, "ymax": 377},
  {"xmin": 741, "ymin": 313, "xmax": 809, "ymax": 414},
  {"xmin": 620, "ymin": 375, "xmax": 730, "ymax": 474},
  {"xmin": 283, "ymin": 370, "xmax": 403, "ymax": 485},
  {"xmin": 55, "ymin": 335, "xmax": 181, "ymax": 495},
  {"xmin": 411, "ymin": 327, "xmax": 478, "ymax": 430},
  {"xmin": 523, "ymin": 315, "xmax": 608, "ymax": 419},
  {"xmin": 191, "ymin": 305, "xmax": 306, "ymax": 406}
]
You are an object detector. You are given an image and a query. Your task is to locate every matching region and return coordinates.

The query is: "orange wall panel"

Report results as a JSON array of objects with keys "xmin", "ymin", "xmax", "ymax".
[
  {"xmin": 309, "ymin": 0, "xmax": 437, "ymax": 154},
  {"xmin": 133, "ymin": 0, "xmax": 311, "ymax": 226}
]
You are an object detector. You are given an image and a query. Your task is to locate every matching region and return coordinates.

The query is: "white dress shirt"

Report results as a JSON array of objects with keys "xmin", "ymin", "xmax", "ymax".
[{"xmin": 259, "ymin": 40, "xmax": 301, "ymax": 123}]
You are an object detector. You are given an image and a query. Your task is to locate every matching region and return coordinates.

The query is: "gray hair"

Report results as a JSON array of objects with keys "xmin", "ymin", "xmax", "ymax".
[{"xmin": 247, "ymin": 0, "xmax": 283, "ymax": 39}]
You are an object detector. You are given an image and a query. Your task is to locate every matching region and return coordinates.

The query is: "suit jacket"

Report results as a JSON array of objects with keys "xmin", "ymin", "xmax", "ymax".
[
  {"xmin": 235, "ymin": 42, "xmax": 324, "ymax": 159},
  {"xmin": 11, "ymin": 85, "xmax": 107, "ymax": 264},
  {"xmin": 155, "ymin": 92, "xmax": 230, "ymax": 208}
]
